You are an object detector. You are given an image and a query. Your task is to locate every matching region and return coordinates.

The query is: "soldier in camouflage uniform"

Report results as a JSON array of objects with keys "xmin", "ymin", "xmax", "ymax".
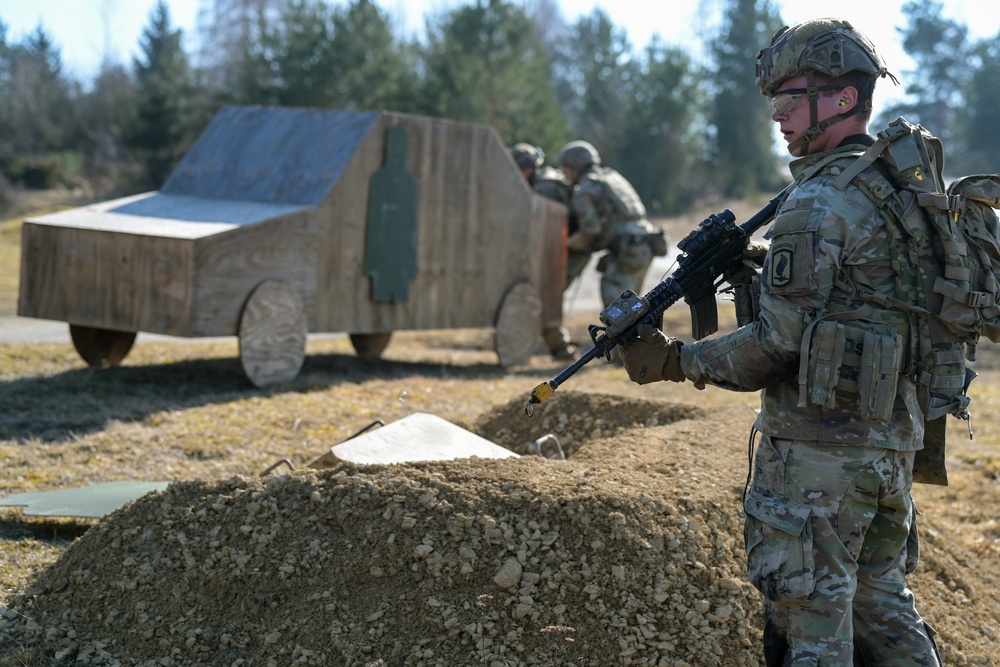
[
  {"xmin": 556, "ymin": 140, "xmax": 668, "ymax": 307},
  {"xmin": 510, "ymin": 143, "xmax": 578, "ymax": 360},
  {"xmin": 619, "ymin": 19, "xmax": 942, "ymax": 667}
]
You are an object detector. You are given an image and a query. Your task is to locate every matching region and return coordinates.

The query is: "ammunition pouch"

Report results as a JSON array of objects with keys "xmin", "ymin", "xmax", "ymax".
[
  {"xmin": 798, "ymin": 318, "xmax": 904, "ymax": 423},
  {"xmin": 733, "ymin": 272, "xmax": 762, "ymax": 327},
  {"xmin": 610, "ymin": 231, "xmax": 654, "ymax": 275}
]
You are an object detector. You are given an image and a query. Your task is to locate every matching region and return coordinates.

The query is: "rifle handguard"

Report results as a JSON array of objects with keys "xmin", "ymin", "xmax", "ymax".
[{"xmin": 523, "ymin": 189, "xmax": 787, "ymax": 416}]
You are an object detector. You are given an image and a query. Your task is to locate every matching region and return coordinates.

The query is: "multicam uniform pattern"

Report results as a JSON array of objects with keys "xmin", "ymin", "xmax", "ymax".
[
  {"xmin": 678, "ymin": 138, "xmax": 941, "ymax": 665},
  {"xmin": 532, "ymin": 165, "xmax": 572, "ymax": 207},
  {"xmin": 568, "ymin": 165, "xmax": 659, "ymax": 306}
]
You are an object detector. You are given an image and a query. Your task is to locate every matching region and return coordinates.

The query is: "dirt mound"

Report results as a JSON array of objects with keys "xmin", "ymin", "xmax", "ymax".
[
  {"xmin": 474, "ymin": 391, "xmax": 704, "ymax": 457},
  {"xmin": 1, "ymin": 465, "xmax": 760, "ymax": 665},
  {"xmin": 1, "ymin": 393, "xmax": 997, "ymax": 665}
]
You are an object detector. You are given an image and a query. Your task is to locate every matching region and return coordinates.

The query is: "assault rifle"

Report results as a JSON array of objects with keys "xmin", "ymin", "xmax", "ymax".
[{"xmin": 525, "ymin": 189, "xmax": 787, "ymax": 416}]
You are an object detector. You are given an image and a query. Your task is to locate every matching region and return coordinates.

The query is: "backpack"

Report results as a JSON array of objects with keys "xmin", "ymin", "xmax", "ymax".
[{"xmin": 829, "ymin": 117, "xmax": 1000, "ymax": 485}]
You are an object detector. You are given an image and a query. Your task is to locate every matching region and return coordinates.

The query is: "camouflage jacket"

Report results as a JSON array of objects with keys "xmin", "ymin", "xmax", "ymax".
[
  {"xmin": 570, "ymin": 166, "xmax": 651, "ymax": 250},
  {"xmin": 532, "ymin": 166, "xmax": 572, "ymax": 206},
  {"xmin": 680, "ymin": 140, "xmax": 923, "ymax": 450}
]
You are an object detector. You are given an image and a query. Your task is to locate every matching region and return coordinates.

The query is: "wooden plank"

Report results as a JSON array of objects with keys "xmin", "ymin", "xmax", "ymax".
[
  {"xmin": 421, "ymin": 117, "xmax": 450, "ymax": 326},
  {"xmin": 18, "ymin": 222, "xmax": 194, "ymax": 335},
  {"xmin": 315, "ymin": 113, "xmax": 542, "ymax": 335},
  {"xmin": 532, "ymin": 196, "xmax": 569, "ymax": 331},
  {"xmin": 479, "ymin": 127, "xmax": 539, "ymax": 320},
  {"xmin": 317, "ymin": 115, "xmax": 419, "ymax": 333},
  {"xmin": 191, "ymin": 210, "xmax": 318, "ymax": 337}
]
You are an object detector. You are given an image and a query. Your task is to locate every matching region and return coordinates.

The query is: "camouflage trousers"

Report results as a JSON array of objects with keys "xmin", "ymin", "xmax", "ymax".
[
  {"xmin": 565, "ymin": 234, "xmax": 654, "ymax": 308},
  {"xmin": 598, "ymin": 233, "xmax": 654, "ymax": 306},
  {"xmin": 743, "ymin": 436, "xmax": 941, "ymax": 666}
]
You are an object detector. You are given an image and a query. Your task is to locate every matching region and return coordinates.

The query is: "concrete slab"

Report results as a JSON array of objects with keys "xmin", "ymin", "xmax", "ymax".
[
  {"xmin": 0, "ymin": 481, "xmax": 169, "ymax": 518},
  {"xmin": 309, "ymin": 412, "xmax": 518, "ymax": 467}
]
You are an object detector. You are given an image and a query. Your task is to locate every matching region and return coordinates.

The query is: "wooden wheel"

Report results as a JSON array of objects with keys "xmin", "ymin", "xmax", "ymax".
[
  {"xmin": 238, "ymin": 280, "xmax": 308, "ymax": 388},
  {"xmin": 494, "ymin": 281, "xmax": 541, "ymax": 368},
  {"xmin": 69, "ymin": 325, "xmax": 136, "ymax": 367},
  {"xmin": 349, "ymin": 332, "xmax": 392, "ymax": 358}
]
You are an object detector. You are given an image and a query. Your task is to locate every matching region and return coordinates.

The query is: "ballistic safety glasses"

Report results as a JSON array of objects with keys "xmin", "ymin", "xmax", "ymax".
[{"xmin": 768, "ymin": 86, "xmax": 844, "ymax": 114}]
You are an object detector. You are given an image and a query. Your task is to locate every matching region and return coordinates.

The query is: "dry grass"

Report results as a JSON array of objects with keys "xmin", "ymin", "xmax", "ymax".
[
  {"xmin": 0, "ymin": 320, "xmax": 710, "ymax": 593},
  {"xmin": 0, "ymin": 220, "xmax": 20, "ymax": 316}
]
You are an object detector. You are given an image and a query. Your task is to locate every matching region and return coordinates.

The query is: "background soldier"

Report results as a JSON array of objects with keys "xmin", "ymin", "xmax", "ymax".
[
  {"xmin": 619, "ymin": 18, "xmax": 942, "ymax": 666},
  {"xmin": 510, "ymin": 143, "xmax": 577, "ymax": 360},
  {"xmin": 556, "ymin": 140, "xmax": 667, "ymax": 308}
]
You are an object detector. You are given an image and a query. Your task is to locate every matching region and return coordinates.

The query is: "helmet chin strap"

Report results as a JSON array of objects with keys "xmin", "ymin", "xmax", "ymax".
[{"xmin": 787, "ymin": 72, "xmax": 868, "ymax": 154}]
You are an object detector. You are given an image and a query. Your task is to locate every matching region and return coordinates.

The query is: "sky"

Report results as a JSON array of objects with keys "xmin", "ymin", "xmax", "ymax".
[{"xmin": 1, "ymin": 0, "xmax": 998, "ymax": 107}]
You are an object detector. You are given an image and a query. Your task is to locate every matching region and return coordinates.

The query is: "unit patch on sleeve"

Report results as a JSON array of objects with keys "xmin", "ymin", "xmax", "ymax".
[
  {"xmin": 769, "ymin": 241, "xmax": 795, "ymax": 288},
  {"xmin": 764, "ymin": 207, "xmax": 819, "ymax": 295}
]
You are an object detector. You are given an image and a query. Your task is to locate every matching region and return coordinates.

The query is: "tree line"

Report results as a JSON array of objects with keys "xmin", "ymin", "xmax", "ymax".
[{"xmin": 1, "ymin": 0, "xmax": 997, "ymax": 216}]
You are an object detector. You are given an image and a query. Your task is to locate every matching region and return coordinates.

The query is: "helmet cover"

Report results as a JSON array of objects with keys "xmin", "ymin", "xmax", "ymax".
[
  {"xmin": 511, "ymin": 143, "xmax": 544, "ymax": 169},
  {"xmin": 755, "ymin": 18, "xmax": 890, "ymax": 96},
  {"xmin": 556, "ymin": 140, "xmax": 601, "ymax": 171}
]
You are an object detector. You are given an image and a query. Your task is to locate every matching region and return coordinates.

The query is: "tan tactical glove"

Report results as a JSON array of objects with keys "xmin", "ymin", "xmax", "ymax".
[
  {"xmin": 727, "ymin": 241, "xmax": 769, "ymax": 287},
  {"xmin": 567, "ymin": 231, "xmax": 595, "ymax": 252},
  {"xmin": 743, "ymin": 241, "xmax": 769, "ymax": 265},
  {"xmin": 621, "ymin": 324, "xmax": 686, "ymax": 385}
]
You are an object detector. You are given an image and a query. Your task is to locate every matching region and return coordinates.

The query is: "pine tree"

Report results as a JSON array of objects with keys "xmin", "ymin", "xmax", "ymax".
[
  {"xmin": 552, "ymin": 8, "xmax": 636, "ymax": 166},
  {"xmin": 419, "ymin": 0, "xmax": 564, "ymax": 149},
  {"xmin": 621, "ymin": 38, "xmax": 706, "ymax": 215},
  {"xmin": 955, "ymin": 34, "xmax": 1000, "ymax": 173},
  {"xmin": 328, "ymin": 0, "xmax": 418, "ymax": 111},
  {"xmin": 0, "ymin": 23, "xmax": 77, "ymax": 188},
  {"xmin": 126, "ymin": 1, "xmax": 195, "ymax": 190},
  {"xmin": 885, "ymin": 0, "xmax": 969, "ymax": 141},
  {"xmin": 708, "ymin": 0, "xmax": 784, "ymax": 198}
]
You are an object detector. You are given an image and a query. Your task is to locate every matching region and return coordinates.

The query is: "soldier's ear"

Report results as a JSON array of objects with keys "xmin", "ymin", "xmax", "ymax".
[{"xmin": 838, "ymin": 86, "xmax": 859, "ymax": 112}]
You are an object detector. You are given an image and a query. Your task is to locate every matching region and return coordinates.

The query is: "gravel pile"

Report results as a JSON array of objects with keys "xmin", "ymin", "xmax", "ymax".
[
  {"xmin": 1, "ymin": 392, "xmax": 996, "ymax": 666},
  {"xmin": 474, "ymin": 392, "xmax": 704, "ymax": 458}
]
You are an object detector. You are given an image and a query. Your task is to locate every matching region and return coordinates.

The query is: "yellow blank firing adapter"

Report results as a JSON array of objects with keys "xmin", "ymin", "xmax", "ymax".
[{"xmin": 524, "ymin": 381, "xmax": 556, "ymax": 416}]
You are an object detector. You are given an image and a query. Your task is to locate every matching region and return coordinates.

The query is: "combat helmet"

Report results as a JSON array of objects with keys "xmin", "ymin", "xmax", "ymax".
[
  {"xmin": 510, "ymin": 143, "xmax": 544, "ymax": 170},
  {"xmin": 755, "ymin": 18, "xmax": 893, "ymax": 96},
  {"xmin": 755, "ymin": 18, "xmax": 898, "ymax": 152},
  {"xmin": 557, "ymin": 140, "xmax": 601, "ymax": 172}
]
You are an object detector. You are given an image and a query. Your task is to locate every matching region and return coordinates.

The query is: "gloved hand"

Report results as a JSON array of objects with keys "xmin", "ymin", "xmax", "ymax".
[
  {"xmin": 567, "ymin": 231, "xmax": 595, "ymax": 252},
  {"xmin": 727, "ymin": 240, "xmax": 769, "ymax": 287},
  {"xmin": 620, "ymin": 324, "xmax": 686, "ymax": 385},
  {"xmin": 743, "ymin": 241, "xmax": 769, "ymax": 265}
]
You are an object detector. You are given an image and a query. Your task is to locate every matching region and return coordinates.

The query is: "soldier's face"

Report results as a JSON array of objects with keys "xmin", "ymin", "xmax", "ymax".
[
  {"xmin": 769, "ymin": 75, "xmax": 844, "ymax": 157},
  {"xmin": 561, "ymin": 166, "xmax": 580, "ymax": 185}
]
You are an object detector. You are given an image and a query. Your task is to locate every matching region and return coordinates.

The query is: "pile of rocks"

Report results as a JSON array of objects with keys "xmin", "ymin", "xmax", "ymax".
[
  {"xmin": 3, "ymin": 392, "xmax": 996, "ymax": 665},
  {"xmin": 1, "ymin": 394, "xmax": 763, "ymax": 666}
]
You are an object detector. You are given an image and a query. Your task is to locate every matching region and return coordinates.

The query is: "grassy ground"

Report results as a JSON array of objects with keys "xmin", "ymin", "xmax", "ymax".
[{"xmin": 0, "ymin": 220, "xmax": 20, "ymax": 316}]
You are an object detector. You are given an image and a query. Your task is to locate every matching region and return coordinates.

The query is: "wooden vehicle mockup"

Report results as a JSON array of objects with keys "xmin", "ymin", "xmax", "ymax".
[{"xmin": 18, "ymin": 106, "xmax": 568, "ymax": 386}]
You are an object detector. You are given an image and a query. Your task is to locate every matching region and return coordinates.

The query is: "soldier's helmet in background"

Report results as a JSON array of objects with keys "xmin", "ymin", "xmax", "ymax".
[
  {"xmin": 556, "ymin": 141, "xmax": 601, "ymax": 172},
  {"xmin": 510, "ymin": 143, "xmax": 545, "ymax": 170}
]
